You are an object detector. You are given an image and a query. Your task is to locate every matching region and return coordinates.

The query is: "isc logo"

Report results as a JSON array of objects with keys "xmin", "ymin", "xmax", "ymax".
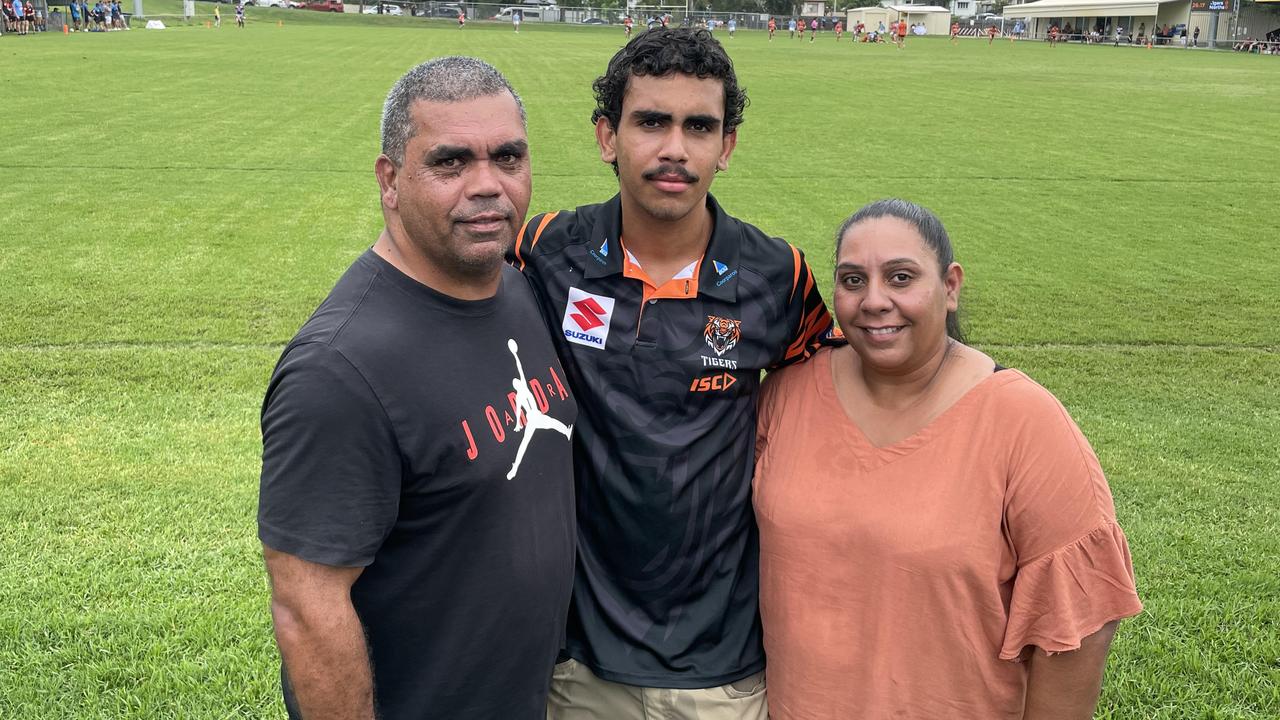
[{"xmin": 689, "ymin": 372, "xmax": 738, "ymax": 393}]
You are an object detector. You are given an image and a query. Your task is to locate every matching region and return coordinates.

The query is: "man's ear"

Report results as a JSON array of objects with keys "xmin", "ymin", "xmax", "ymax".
[
  {"xmin": 595, "ymin": 118, "xmax": 617, "ymax": 166},
  {"xmin": 374, "ymin": 155, "xmax": 399, "ymax": 211},
  {"xmin": 717, "ymin": 130, "xmax": 738, "ymax": 172}
]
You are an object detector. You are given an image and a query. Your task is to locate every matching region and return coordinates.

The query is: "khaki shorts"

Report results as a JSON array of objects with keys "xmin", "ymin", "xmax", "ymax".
[{"xmin": 547, "ymin": 658, "xmax": 767, "ymax": 720}]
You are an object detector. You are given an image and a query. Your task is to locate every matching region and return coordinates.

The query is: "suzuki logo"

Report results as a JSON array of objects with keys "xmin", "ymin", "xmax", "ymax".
[
  {"xmin": 562, "ymin": 288, "xmax": 615, "ymax": 350},
  {"xmin": 570, "ymin": 298, "xmax": 607, "ymax": 332}
]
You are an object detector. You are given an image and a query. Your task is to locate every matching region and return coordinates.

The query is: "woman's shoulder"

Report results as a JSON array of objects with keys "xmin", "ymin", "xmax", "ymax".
[
  {"xmin": 760, "ymin": 345, "xmax": 835, "ymax": 413},
  {"xmin": 765, "ymin": 344, "xmax": 834, "ymax": 387}
]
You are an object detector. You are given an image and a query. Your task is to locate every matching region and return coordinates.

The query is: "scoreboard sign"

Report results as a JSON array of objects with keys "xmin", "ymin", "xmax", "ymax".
[{"xmin": 1191, "ymin": 0, "xmax": 1231, "ymax": 9}]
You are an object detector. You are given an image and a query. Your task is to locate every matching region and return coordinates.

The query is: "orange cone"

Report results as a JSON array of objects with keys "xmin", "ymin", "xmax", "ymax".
[{"xmin": 63, "ymin": 23, "xmax": 69, "ymax": 34}]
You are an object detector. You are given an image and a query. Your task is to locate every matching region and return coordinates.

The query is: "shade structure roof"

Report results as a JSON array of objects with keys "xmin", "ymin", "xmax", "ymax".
[
  {"xmin": 1003, "ymin": 0, "xmax": 1186, "ymax": 17},
  {"xmin": 885, "ymin": 4, "xmax": 953, "ymax": 12}
]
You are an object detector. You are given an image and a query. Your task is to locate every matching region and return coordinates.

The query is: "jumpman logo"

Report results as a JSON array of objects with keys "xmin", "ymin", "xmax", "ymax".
[{"xmin": 506, "ymin": 339, "xmax": 573, "ymax": 480}]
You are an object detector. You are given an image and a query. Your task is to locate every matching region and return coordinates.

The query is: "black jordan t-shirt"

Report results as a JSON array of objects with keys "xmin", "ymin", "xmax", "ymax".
[{"xmin": 259, "ymin": 251, "xmax": 576, "ymax": 720}]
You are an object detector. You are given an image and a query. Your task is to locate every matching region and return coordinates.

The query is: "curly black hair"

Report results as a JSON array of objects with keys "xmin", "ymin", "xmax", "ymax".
[{"xmin": 591, "ymin": 28, "xmax": 748, "ymax": 136}]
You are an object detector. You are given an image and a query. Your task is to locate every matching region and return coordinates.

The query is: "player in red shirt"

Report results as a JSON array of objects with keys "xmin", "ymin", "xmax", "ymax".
[
  {"xmin": 623, "ymin": 14, "xmax": 633, "ymax": 38},
  {"xmin": 834, "ymin": 19, "xmax": 843, "ymax": 41},
  {"xmin": 768, "ymin": 16, "xmax": 776, "ymax": 40},
  {"xmin": 988, "ymin": 23, "xmax": 999, "ymax": 44},
  {"xmin": 895, "ymin": 18, "xmax": 907, "ymax": 48},
  {"xmin": 456, "ymin": 9, "xmax": 465, "ymax": 28},
  {"xmin": 1049, "ymin": 23, "xmax": 1060, "ymax": 47}
]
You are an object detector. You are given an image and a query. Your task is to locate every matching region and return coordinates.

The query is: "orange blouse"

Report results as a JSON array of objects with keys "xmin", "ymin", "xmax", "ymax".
[{"xmin": 754, "ymin": 348, "xmax": 1142, "ymax": 720}]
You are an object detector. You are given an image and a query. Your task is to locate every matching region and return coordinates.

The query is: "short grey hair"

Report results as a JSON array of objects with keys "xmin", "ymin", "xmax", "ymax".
[{"xmin": 380, "ymin": 56, "xmax": 527, "ymax": 166}]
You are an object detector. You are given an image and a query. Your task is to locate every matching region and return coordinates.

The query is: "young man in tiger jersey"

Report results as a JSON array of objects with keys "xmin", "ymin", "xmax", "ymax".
[{"xmin": 511, "ymin": 27, "xmax": 839, "ymax": 720}]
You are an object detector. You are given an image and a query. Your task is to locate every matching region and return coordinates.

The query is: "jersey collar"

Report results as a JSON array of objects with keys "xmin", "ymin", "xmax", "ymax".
[{"xmin": 584, "ymin": 193, "xmax": 742, "ymax": 302}]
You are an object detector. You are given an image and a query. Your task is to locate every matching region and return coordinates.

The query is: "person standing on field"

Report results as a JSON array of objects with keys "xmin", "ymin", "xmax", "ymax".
[
  {"xmin": 512, "ymin": 27, "xmax": 840, "ymax": 720},
  {"xmin": 258, "ymin": 56, "xmax": 577, "ymax": 720},
  {"xmin": 754, "ymin": 199, "xmax": 1142, "ymax": 720}
]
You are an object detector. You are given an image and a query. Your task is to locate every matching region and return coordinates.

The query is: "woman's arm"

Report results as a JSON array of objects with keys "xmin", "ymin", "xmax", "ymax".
[{"xmin": 1023, "ymin": 620, "xmax": 1121, "ymax": 720}]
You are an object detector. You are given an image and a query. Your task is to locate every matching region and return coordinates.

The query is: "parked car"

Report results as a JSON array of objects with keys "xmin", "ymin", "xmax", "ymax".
[
  {"xmin": 362, "ymin": 2, "xmax": 402, "ymax": 14},
  {"xmin": 422, "ymin": 5, "xmax": 461, "ymax": 16},
  {"xmin": 302, "ymin": 0, "xmax": 344, "ymax": 11},
  {"xmin": 493, "ymin": 5, "xmax": 554, "ymax": 20},
  {"xmin": 253, "ymin": 0, "xmax": 292, "ymax": 7},
  {"xmin": 580, "ymin": 16, "xmax": 607, "ymax": 24}
]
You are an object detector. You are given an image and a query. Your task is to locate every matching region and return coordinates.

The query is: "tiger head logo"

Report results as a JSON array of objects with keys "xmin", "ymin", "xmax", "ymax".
[{"xmin": 704, "ymin": 315, "xmax": 741, "ymax": 357}]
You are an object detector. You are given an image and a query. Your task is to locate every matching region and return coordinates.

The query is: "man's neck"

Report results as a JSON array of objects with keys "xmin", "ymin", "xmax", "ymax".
[
  {"xmin": 372, "ymin": 228, "xmax": 500, "ymax": 301},
  {"xmin": 619, "ymin": 197, "xmax": 713, "ymax": 286}
]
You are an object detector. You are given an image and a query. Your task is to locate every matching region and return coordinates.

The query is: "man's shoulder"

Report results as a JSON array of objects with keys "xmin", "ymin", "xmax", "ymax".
[
  {"xmin": 515, "ymin": 199, "xmax": 617, "ymax": 272},
  {"xmin": 526, "ymin": 200, "xmax": 610, "ymax": 248},
  {"xmin": 284, "ymin": 252, "xmax": 393, "ymax": 355},
  {"xmin": 720, "ymin": 211, "xmax": 808, "ymax": 280}
]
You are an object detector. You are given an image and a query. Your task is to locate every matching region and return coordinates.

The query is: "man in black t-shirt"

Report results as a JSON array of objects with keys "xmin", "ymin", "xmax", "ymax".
[{"xmin": 258, "ymin": 57, "xmax": 576, "ymax": 720}]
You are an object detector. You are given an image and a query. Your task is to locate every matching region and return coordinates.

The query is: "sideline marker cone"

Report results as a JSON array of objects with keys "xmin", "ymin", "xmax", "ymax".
[{"xmin": 63, "ymin": 23, "xmax": 69, "ymax": 34}]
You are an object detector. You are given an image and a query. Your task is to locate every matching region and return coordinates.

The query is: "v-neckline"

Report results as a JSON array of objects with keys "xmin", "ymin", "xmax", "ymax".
[{"xmin": 815, "ymin": 347, "xmax": 1005, "ymax": 468}]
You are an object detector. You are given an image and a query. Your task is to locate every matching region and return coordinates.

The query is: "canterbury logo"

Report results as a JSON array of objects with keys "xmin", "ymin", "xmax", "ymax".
[{"xmin": 570, "ymin": 298, "xmax": 607, "ymax": 332}]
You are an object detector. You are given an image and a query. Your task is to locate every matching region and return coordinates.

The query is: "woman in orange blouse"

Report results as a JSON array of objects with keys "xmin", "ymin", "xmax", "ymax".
[{"xmin": 754, "ymin": 198, "xmax": 1142, "ymax": 720}]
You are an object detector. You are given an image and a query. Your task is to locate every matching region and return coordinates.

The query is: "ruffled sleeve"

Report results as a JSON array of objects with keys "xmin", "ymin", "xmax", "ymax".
[
  {"xmin": 999, "ymin": 521, "xmax": 1143, "ymax": 660},
  {"xmin": 997, "ymin": 373, "xmax": 1143, "ymax": 660}
]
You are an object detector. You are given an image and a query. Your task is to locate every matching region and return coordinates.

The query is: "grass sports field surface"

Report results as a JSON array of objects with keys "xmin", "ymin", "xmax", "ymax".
[{"xmin": 2, "ymin": 11, "xmax": 1278, "ymax": 718}]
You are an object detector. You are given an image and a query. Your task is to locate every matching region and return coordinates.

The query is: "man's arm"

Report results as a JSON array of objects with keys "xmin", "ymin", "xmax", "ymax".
[
  {"xmin": 1022, "ymin": 621, "xmax": 1120, "ymax": 720},
  {"xmin": 264, "ymin": 546, "xmax": 374, "ymax": 720}
]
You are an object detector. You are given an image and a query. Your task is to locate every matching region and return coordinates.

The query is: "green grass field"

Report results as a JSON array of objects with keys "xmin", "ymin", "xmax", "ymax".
[{"xmin": 2, "ymin": 12, "xmax": 1278, "ymax": 718}]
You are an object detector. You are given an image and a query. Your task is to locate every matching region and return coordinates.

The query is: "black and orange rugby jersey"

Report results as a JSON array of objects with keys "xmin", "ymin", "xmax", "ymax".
[{"xmin": 513, "ymin": 194, "xmax": 839, "ymax": 687}]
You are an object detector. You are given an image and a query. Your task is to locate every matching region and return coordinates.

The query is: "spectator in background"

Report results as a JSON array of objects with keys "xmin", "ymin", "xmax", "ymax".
[
  {"xmin": 214, "ymin": 3, "xmax": 220, "ymax": 27},
  {"xmin": 12, "ymin": 0, "xmax": 25, "ymax": 35},
  {"xmin": 1193, "ymin": 26, "xmax": 1200, "ymax": 47},
  {"xmin": 235, "ymin": 1, "xmax": 244, "ymax": 27}
]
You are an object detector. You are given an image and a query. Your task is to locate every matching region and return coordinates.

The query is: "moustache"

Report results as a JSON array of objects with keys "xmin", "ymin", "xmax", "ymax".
[
  {"xmin": 642, "ymin": 165, "xmax": 699, "ymax": 184},
  {"xmin": 453, "ymin": 200, "xmax": 514, "ymax": 223}
]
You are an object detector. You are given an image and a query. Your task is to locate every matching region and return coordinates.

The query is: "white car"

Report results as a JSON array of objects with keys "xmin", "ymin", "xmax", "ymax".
[
  {"xmin": 254, "ymin": 0, "xmax": 291, "ymax": 7},
  {"xmin": 362, "ymin": 3, "xmax": 403, "ymax": 14}
]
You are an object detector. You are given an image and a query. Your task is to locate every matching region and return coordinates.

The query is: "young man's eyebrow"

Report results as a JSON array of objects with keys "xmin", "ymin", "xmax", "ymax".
[
  {"xmin": 630, "ymin": 109, "xmax": 673, "ymax": 124},
  {"xmin": 684, "ymin": 114, "xmax": 722, "ymax": 130}
]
